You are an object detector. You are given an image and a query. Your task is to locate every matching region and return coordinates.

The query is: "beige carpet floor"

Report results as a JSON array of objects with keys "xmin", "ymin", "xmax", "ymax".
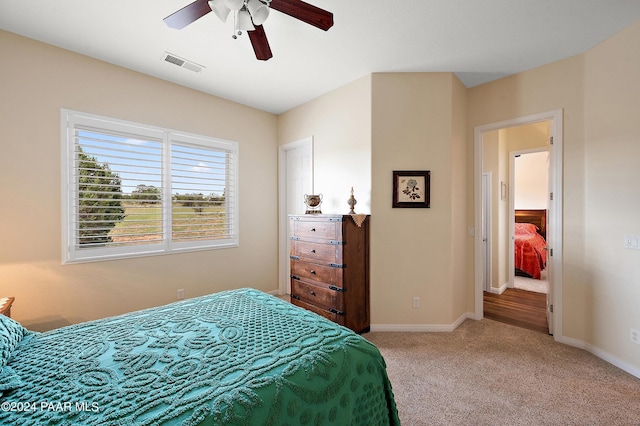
[{"xmin": 365, "ymin": 319, "xmax": 640, "ymax": 425}]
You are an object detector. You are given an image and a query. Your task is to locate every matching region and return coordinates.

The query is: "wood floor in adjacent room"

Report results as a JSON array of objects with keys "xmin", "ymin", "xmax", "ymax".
[{"xmin": 483, "ymin": 288, "xmax": 549, "ymax": 334}]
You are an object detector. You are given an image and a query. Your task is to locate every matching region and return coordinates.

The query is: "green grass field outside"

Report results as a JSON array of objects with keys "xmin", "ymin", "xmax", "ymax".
[{"xmin": 110, "ymin": 202, "xmax": 227, "ymax": 243}]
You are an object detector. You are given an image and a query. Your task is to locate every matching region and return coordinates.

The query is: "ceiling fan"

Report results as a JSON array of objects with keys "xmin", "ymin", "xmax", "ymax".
[{"xmin": 163, "ymin": 0, "xmax": 334, "ymax": 61}]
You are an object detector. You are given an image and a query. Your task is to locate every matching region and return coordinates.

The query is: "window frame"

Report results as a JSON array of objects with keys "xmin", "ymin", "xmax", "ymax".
[{"xmin": 61, "ymin": 109, "xmax": 239, "ymax": 264}]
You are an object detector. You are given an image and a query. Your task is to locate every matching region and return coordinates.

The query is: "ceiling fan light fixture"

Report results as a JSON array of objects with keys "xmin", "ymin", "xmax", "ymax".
[
  {"xmin": 247, "ymin": 0, "xmax": 270, "ymax": 26},
  {"xmin": 237, "ymin": 8, "xmax": 255, "ymax": 31},
  {"xmin": 208, "ymin": 0, "xmax": 231, "ymax": 22},
  {"xmin": 223, "ymin": 0, "xmax": 245, "ymax": 11}
]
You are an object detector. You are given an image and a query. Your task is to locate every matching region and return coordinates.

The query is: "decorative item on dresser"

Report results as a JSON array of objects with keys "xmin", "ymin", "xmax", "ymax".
[
  {"xmin": 304, "ymin": 193, "xmax": 323, "ymax": 214},
  {"xmin": 347, "ymin": 187, "xmax": 357, "ymax": 214},
  {"xmin": 289, "ymin": 214, "xmax": 370, "ymax": 333},
  {"xmin": 0, "ymin": 297, "xmax": 15, "ymax": 318}
]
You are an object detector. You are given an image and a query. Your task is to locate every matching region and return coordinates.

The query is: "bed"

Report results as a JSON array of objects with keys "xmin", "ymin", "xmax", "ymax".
[
  {"xmin": 0, "ymin": 288, "xmax": 400, "ymax": 425},
  {"xmin": 514, "ymin": 209, "xmax": 547, "ymax": 279}
]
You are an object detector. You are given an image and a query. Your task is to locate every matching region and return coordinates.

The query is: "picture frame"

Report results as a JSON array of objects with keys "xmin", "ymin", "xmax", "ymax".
[{"xmin": 392, "ymin": 170, "xmax": 430, "ymax": 208}]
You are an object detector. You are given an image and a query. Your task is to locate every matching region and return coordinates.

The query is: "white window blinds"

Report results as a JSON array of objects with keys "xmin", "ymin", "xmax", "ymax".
[
  {"xmin": 171, "ymin": 142, "xmax": 236, "ymax": 243},
  {"xmin": 62, "ymin": 110, "xmax": 238, "ymax": 263}
]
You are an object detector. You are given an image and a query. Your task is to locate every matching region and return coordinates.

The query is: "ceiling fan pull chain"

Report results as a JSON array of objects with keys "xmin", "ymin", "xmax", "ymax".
[{"xmin": 232, "ymin": 10, "xmax": 240, "ymax": 39}]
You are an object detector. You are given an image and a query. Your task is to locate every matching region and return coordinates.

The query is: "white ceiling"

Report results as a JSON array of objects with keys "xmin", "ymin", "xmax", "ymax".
[{"xmin": 2, "ymin": 0, "xmax": 640, "ymax": 114}]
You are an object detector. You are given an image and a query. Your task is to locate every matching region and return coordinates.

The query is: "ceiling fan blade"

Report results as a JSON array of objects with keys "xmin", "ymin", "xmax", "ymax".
[
  {"xmin": 248, "ymin": 25, "xmax": 273, "ymax": 61},
  {"xmin": 269, "ymin": 0, "xmax": 334, "ymax": 31},
  {"xmin": 164, "ymin": 0, "xmax": 212, "ymax": 29}
]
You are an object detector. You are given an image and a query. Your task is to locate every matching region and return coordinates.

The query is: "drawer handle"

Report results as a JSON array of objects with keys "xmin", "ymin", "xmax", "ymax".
[
  {"xmin": 310, "ymin": 270, "xmax": 316, "ymax": 275},
  {"xmin": 310, "ymin": 228, "xmax": 316, "ymax": 232},
  {"xmin": 310, "ymin": 249, "xmax": 316, "ymax": 253},
  {"xmin": 310, "ymin": 290, "xmax": 316, "ymax": 296}
]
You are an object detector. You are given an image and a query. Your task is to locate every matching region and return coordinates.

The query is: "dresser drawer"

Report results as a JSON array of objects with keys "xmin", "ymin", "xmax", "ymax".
[
  {"xmin": 291, "ymin": 219, "xmax": 340, "ymax": 241},
  {"xmin": 291, "ymin": 240, "xmax": 341, "ymax": 263},
  {"xmin": 291, "ymin": 260, "xmax": 342, "ymax": 286},
  {"xmin": 291, "ymin": 279, "xmax": 343, "ymax": 310},
  {"xmin": 291, "ymin": 297, "xmax": 345, "ymax": 326}
]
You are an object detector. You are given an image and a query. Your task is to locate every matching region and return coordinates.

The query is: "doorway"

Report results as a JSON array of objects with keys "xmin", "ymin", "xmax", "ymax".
[
  {"xmin": 278, "ymin": 137, "xmax": 314, "ymax": 295},
  {"xmin": 511, "ymin": 149, "xmax": 549, "ymax": 295},
  {"xmin": 474, "ymin": 110, "xmax": 563, "ymax": 337}
]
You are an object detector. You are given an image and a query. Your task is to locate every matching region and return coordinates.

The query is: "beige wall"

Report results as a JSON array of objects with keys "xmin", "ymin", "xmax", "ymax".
[
  {"xmin": 0, "ymin": 31, "xmax": 279, "ymax": 330},
  {"xmin": 469, "ymin": 20, "xmax": 640, "ymax": 372},
  {"xmin": 277, "ymin": 76, "xmax": 372, "ymax": 214},
  {"xmin": 514, "ymin": 151, "xmax": 548, "ymax": 209},
  {"xmin": 582, "ymin": 20, "xmax": 640, "ymax": 366},
  {"xmin": 482, "ymin": 130, "xmax": 500, "ymax": 289},
  {"xmin": 451, "ymin": 76, "xmax": 470, "ymax": 319},
  {"xmin": 370, "ymin": 73, "xmax": 468, "ymax": 326}
]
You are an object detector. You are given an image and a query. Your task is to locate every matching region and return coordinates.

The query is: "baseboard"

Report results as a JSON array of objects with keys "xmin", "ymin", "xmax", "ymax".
[
  {"xmin": 371, "ymin": 308, "xmax": 640, "ymax": 380},
  {"xmin": 488, "ymin": 283, "xmax": 508, "ymax": 294},
  {"xmin": 558, "ymin": 335, "xmax": 640, "ymax": 379},
  {"xmin": 371, "ymin": 312, "xmax": 474, "ymax": 332}
]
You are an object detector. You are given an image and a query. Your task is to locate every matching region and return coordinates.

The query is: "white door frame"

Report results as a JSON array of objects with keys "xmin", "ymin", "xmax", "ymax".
[
  {"xmin": 278, "ymin": 137, "xmax": 313, "ymax": 295},
  {"xmin": 474, "ymin": 110, "xmax": 563, "ymax": 338}
]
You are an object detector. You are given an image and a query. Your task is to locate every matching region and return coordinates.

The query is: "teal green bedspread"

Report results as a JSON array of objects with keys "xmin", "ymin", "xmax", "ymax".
[{"xmin": 0, "ymin": 288, "xmax": 400, "ymax": 425}]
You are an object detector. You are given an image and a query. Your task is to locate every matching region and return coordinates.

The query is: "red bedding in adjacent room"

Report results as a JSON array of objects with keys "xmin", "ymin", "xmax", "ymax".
[{"xmin": 514, "ymin": 222, "xmax": 547, "ymax": 279}]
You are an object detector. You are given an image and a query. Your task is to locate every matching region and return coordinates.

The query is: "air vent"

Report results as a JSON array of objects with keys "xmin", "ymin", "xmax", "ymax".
[{"xmin": 162, "ymin": 52, "xmax": 204, "ymax": 73}]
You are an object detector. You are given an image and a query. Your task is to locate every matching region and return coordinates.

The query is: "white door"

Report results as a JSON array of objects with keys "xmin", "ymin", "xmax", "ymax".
[
  {"xmin": 286, "ymin": 145, "xmax": 312, "ymax": 215},
  {"xmin": 545, "ymin": 143, "xmax": 554, "ymax": 335},
  {"xmin": 278, "ymin": 138, "xmax": 313, "ymax": 294}
]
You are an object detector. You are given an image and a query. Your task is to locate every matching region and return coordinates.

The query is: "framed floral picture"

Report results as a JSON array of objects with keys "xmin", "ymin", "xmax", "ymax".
[{"xmin": 392, "ymin": 170, "xmax": 430, "ymax": 208}]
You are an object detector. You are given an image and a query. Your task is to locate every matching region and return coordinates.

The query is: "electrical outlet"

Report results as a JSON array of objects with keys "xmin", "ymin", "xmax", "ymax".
[
  {"xmin": 624, "ymin": 234, "xmax": 640, "ymax": 250},
  {"xmin": 177, "ymin": 289, "xmax": 185, "ymax": 300},
  {"xmin": 631, "ymin": 328, "xmax": 640, "ymax": 345},
  {"xmin": 412, "ymin": 297, "xmax": 420, "ymax": 309}
]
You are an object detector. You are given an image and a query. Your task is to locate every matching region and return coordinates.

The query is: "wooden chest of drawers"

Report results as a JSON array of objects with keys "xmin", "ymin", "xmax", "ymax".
[{"xmin": 289, "ymin": 214, "xmax": 370, "ymax": 333}]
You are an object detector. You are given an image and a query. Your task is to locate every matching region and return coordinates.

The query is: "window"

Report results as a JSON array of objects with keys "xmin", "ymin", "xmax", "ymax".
[{"xmin": 62, "ymin": 110, "xmax": 238, "ymax": 263}]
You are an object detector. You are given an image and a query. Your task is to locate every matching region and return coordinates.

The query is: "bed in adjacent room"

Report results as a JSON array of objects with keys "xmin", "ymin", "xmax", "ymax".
[
  {"xmin": 514, "ymin": 209, "xmax": 547, "ymax": 279},
  {"xmin": 0, "ymin": 288, "xmax": 399, "ymax": 425}
]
